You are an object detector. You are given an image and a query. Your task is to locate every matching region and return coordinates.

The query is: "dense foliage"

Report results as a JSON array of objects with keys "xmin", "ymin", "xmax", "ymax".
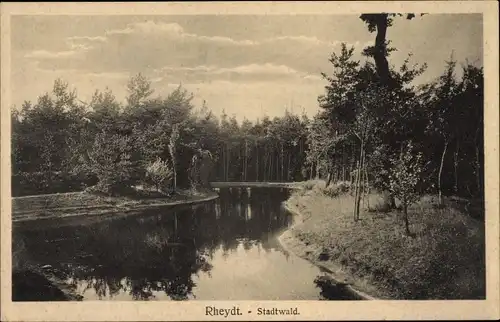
[{"xmin": 11, "ymin": 77, "xmax": 311, "ymax": 196}]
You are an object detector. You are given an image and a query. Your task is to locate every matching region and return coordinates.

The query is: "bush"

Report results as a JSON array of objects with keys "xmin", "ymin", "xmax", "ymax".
[
  {"xmin": 11, "ymin": 171, "xmax": 98, "ymax": 197},
  {"xmin": 303, "ymin": 181, "xmax": 316, "ymax": 190},
  {"xmin": 144, "ymin": 158, "xmax": 173, "ymax": 192},
  {"xmin": 323, "ymin": 181, "xmax": 351, "ymax": 197}
]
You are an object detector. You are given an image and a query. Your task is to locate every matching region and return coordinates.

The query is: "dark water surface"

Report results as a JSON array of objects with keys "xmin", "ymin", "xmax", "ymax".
[{"xmin": 15, "ymin": 188, "xmax": 357, "ymax": 301}]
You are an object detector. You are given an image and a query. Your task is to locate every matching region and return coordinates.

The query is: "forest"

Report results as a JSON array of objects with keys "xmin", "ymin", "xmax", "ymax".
[{"xmin": 11, "ymin": 14, "xmax": 484, "ymax": 225}]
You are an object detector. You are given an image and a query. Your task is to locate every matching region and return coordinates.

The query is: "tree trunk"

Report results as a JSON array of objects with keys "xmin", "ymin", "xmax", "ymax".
[
  {"xmin": 269, "ymin": 152, "xmax": 273, "ymax": 181},
  {"xmin": 280, "ymin": 143, "xmax": 284, "ymax": 182},
  {"xmin": 220, "ymin": 145, "xmax": 224, "ymax": 181},
  {"xmin": 454, "ymin": 138, "xmax": 460, "ymax": 194},
  {"xmin": 243, "ymin": 140, "xmax": 247, "ymax": 181},
  {"xmin": 353, "ymin": 160, "xmax": 360, "ymax": 221},
  {"xmin": 271, "ymin": 151, "xmax": 274, "ymax": 181},
  {"xmin": 389, "ymin": 194, "xmax": 396, "ymax": 208},
  {"xmin": 276, "ymin": 150, "xmax": 279, "ymax": 182},
  {"xmin": 355, "ymin": 146, "xmax": 365, "ymax": 221},
  {"xmin": 326, "ymin": 172, "xmax": 333, "ymax": 187},
  {"xmin": 475, "ymin": 146, "xmax": 481, "ymax": 194},
  {"xmin": 438, "ymin": 140, "xmax": 449, "ymax": 205},
  {"xmin": 256, "ymin": 142, "xmax": 259, "ymax": 182},
  {"xmin": 174, "ymin": 213, "xmax": 178, "ymax": 236},
  {"xmin": 225, "ymin": 144, "xmax": 229, "ymax": 181},
  {"xmin": 364, "ymin": 162, "xmax": 370, "ymax": 209},
  {"xmin": 263, "ymin": 149, "xmax": 268, "ymax": 181},
  {"xmin": 238, "ymin": 144, "xmax": 242, "ymax": 181},
  {"xmin": 403, "ymin": 203, "xmax": 410, "ymax": 235},
  {"xmin": 287, "ymin": 152, "xmax": 291, "ymax": 181},
  {"xmin": 372, "ymin": 14, "xmax": 392, "ymax": 86},
  {"xmin": 474, "ymin": 127, "xmax": 482, "ymax": 195},
  {"xmin": 172, "ymin": 163, "xmax": 177, "ymax": 193}
]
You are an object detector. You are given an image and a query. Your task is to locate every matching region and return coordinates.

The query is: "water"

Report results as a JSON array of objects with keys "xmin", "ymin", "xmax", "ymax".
[{"xmin": 14, "ymin": 188, "xmax": 358, "ymax": 301}]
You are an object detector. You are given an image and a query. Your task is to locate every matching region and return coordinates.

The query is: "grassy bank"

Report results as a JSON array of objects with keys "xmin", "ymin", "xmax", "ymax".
[
  {"xmin": 282, "ymin": 180, "xmax": 485, "ymax": 300},
  {"xmin": 12, "ymin": 188, "xmax": 218, "ymax": 223}
]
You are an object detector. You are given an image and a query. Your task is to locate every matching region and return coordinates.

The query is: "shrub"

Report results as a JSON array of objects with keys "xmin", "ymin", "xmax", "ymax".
[
  {"xmin": 11, "ymin": 171, "xmax": 98, "ymax": 196},
  {"xmin": 322, "ymin": 181, "xmax": 351, "ymax": 198},
  {"xmin": 303, "ymin": 181, "xmax": 316, "ymax": 190},
  {"xmin": 144, "ymin": 158, "xmax": 173, "ymax": 192},
  {"xmin": 86, "ymin": 132, "xmax": 143, "ymax": 196}
]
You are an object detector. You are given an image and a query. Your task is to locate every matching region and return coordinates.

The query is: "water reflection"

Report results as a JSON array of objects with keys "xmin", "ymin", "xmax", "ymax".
[{"xmin": 16, "ymin": 188, "xmax": 315, "ymax": 301}]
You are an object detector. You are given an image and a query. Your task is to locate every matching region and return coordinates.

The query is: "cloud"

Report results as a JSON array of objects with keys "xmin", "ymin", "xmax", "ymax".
[
  {"xmin": 152, "ymin": 63, "xmax": 324, "ymax": 84},
  {"xmin": 264, "ymin": 35, "xmax": 338, "ymax": 47},
  {"xmin": 106, "ymin": 21, "xmax": 184, "ymax": 36},
  {"xmin": 104, "ymin": 21, "xmax": 256, "ymax": 46},
  {"xmin": 24, "ymin": 49, "xmax": 79, "ymax": 59},
  {"xmin": 215, "ymin": 63, "xmax": 298, "ymax": 75},
  {"xmin": 66, "ymin": 35, "xmax": 107, "ymax": 42},
  {"xmin": 34, "ymin": 64, "xmax": 130, "ymax": 80},
  {"xmin": 24, "ymin": 20, "xmax": 358, "ymax": 78}
]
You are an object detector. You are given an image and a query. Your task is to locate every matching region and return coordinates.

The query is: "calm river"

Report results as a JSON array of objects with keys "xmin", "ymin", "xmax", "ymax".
[{"xmin": 14, "ymin": 188, "xmax": 359, "ymax": 301}]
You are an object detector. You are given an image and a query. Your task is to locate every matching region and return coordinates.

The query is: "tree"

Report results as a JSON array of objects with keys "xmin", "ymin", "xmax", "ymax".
[
  {"xmin": 458, "ymin": 64, "xmax": 484, "ymax": 197},
  {"xmin": 125, "ymin": 73, "xmax": 154, "ymax": 110},
  {"xmin": 316, "ymin": 43, "xmax": 361, "ymax": 187},
  {"xmin": 306, "ymin": 112, "xmax": 337, "ymax": 183},
  {"xmin": 351, "ymin": 85, "xmax": 378, "ymax": 221},
  {"xmin": 389, "ymin": 141, "xmax": 424, "ymax": 236}
]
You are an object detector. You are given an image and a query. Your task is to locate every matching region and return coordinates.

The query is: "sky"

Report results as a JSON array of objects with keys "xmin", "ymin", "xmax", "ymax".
[{"xmin": 11, "ymin": 14, "xmax": 482, "ymax": 121}]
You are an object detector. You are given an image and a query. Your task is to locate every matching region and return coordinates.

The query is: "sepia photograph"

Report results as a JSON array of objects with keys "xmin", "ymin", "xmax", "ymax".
[{"xmin": 1, "ymin": 1, "xmax": 499, "ymax": 321}]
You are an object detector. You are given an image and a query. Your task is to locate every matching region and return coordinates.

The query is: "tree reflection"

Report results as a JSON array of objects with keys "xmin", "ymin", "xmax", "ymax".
[{"xmin": 17, "ymin": 188, "xmax": 293, "ymax": 301}]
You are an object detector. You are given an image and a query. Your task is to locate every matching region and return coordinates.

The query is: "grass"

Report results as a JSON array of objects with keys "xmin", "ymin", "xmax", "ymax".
[
  {"xmin": 285, "ymin": 180, "xmax": 485, "ymax": 299},
  {"xmin": 12, "ymin": 187, "xmax": 218, "ymax": 222}
]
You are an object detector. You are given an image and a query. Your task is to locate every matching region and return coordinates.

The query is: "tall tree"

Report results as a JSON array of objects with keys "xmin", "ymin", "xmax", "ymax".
[{"xmin": 359, "ymin": 13, "xmax": 422, "ymax": 86}]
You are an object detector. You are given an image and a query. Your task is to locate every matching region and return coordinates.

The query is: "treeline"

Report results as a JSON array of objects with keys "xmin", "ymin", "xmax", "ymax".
[{"xmin": 10, "ymin": 76, "xmax": 311, "ymax": 196}]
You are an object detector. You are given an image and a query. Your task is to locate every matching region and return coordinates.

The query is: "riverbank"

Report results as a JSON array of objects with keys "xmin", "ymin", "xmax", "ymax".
[
  {"xmin": 12, "ymin": 188, "xmax": 219, "ymax": 224},
  {"xmin": 280, "ymin": 181, "xmax": 485, "ymax": 300},
  {"xmin": 210, "ymin": 181, "xmax": 301, "ymax": 189}
]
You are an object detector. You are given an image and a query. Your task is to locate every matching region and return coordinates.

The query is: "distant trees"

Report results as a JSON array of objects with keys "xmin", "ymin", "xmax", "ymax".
[
  {"xmin": 11, "ymin": 74, "xmax": 312, "ymax": 196},
  {"xmin": 422, "ymin": 57, "xmax": 484, "ymax": 204}
]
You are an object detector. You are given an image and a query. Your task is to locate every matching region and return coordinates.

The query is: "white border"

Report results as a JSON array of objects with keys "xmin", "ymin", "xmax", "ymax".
[{"xmin": 1, "ymin": 2, "xmax": 498, "ymax": 321}]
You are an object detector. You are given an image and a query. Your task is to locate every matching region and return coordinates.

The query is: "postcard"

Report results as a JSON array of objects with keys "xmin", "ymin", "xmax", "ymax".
[{"xmin": 1, "ymin": 1, "xmax": 499, "ymax": 321}]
